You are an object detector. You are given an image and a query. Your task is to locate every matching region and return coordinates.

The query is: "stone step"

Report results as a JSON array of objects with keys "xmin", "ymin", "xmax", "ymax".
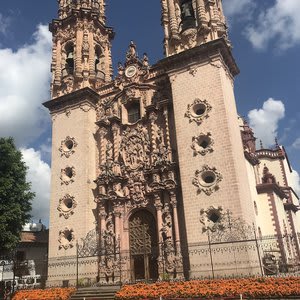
[{"xmin": 70, "ymin": 286, "xmax": 120, "ymax": 300}]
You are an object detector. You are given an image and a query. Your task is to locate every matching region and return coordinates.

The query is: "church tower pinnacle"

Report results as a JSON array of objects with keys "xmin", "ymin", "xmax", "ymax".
[
  {"xmin": 161, "ymin": 0, "xmax": 229, "ymax": 56},
  {"xmin": 50, "ymin": 0, "xmax": 114, "ymax": 98}
]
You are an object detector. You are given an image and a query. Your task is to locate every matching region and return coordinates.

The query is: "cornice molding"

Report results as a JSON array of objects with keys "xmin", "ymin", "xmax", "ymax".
[
  {"xmin": 43, "ymin": 87, "xmax": 99, "ymax": 113},
  {"xmin": 256, "ymin": 183, "xmax": 287, "ymax": 199}
]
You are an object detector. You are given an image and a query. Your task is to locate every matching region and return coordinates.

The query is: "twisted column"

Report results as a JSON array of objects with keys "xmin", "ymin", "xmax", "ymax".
[
  {"xmin": 112, "ymin": 124, "xmax": 120, "ymax": 162},
  {"xmin": 163, "ymin": 106, "xmax": 172, "ymax": 161},
  {"xmin": 98, "ymin": 127, "xmax": 107, "ymax": 165},
  {"xmin": 149, "ymin": 112, "xmax": 158, "ymax": 165}
]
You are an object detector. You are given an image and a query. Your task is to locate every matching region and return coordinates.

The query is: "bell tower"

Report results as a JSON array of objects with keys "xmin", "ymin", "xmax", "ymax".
[
  {"xmin": 50, "ymin": 0, "xmax": 114, "ymax": 98},
  {"xmin": 161, "ymin": 0, "xmax": 229, "ymax": 56}
]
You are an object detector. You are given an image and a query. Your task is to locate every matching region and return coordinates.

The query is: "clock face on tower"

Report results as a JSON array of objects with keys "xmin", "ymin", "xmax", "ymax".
[{"xmin": 125, "ymin": 65, "xmax": 137, "ymax": 78}]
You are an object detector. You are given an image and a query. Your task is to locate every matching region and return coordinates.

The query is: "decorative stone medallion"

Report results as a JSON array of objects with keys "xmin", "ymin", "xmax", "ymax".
[
  {"xmin": 59, "ymin": 136, "xmax": 78, "ymax": 158},
  {"xmin": 191, "ymin": 132, "xmax": 214, "ymax": 156},
  {"xmin": 185, "ymin": 99, "xmax": 212, "ymax": 125},
  {"xmin": 57, "ymin": 194, "xmax": 77, "ymax": 219},
  {"xmin": 192, "ymin": 165, "xmax": 222, "ymax": 195}
]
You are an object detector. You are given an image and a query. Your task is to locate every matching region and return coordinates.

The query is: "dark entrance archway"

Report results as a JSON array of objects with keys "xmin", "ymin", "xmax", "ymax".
[{"xmin": 129, "ymin": 210, "xmax": 158, "ymax": 282}]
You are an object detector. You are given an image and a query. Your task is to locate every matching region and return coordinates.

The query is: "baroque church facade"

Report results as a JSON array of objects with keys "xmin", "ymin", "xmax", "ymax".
[{"xmin": 44, "ymin": 0, "xmax": 300, "ymax": 285}]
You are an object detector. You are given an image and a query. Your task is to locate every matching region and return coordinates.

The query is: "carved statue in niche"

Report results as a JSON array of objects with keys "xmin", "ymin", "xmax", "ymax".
[
  {"xmin": 153, "ymin": 129, "xmax": 169, "ymax": 167},
  {"xmin": 112, "ymin": 182, "xmax": 125, "ymax": 198},
  {"xmin": 82, "ymin": 30, "xmax": 90, "ymax": 53}
]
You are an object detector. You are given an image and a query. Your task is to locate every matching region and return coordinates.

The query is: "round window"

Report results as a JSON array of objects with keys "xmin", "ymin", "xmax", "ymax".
[
  {"xmin": 192, "ymin": 103, "xmax": 206, "ymax": 117},
  {"xmin": 64, "ymin": 139, "xmax": 74, "ymax": 151},
  {"xmin": 63, "ymin": 197, "xmax": 73, "ymax": 210},
  {"xmin": 201, "ymin": 171, "xmax": 216, "ymax": 186}
]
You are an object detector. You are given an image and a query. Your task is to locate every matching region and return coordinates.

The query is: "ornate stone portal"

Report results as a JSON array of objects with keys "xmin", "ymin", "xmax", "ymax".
[{"xmin": 93, "ymin": 43, "xmax": 183, "ymax": 283}]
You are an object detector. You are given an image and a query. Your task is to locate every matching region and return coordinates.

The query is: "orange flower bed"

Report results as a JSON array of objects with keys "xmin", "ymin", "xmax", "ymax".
[
  {"xmin": 115, "ymin": 277, "xmax": 300, "ymax": 299},
  {"xmin": 12, "ymin": 287, "xmax": 76, "ymax": 300}
]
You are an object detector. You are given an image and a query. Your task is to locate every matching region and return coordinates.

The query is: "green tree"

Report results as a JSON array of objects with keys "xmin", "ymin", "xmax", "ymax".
[{"xmin": 0, "ymin": 137, "xmax": 34, "ymax": 253}]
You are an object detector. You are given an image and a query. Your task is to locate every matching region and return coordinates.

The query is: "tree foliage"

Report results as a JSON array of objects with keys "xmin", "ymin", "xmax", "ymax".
[{"xmin": 0, "ymin": 137, "xmax": 34, "ymax": 253}]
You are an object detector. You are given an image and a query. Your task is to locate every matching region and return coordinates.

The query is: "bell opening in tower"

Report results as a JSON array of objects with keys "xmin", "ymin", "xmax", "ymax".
[{"xmin": 179, "ymin": 0, "xmax": 196, "ymax": 32}]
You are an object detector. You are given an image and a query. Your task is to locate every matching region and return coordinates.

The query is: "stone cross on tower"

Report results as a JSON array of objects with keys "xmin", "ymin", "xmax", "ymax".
[
  {"xmin": 50, "ymin": 0, "xmax": 114, "ymax": 98},
  {"xmin": 161, "ymin": 0, "xmax": 230, "ymax": 56}
]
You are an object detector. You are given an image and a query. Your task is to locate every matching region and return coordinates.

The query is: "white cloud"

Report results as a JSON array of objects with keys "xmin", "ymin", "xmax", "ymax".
[
  {"xmin": 0, "ymin": 13, "xmax": 10, "ymax": 35},
  {"xmin": 245, "ymin": 0, "xmax": 300, "ymax": 50},
  {"xmin": 289, "ymin": 169, "xmax": 300, "ymax": 197},
  {"xmin": 223, "ymin": 0, "xmax": 255, "ymax": 20},
  {"xmin": 0, "ymin": 24, "xmax": 52, "ymax": 147},
  {"xmin": 248, "ymin": 98, "xmax": 285, "ymax": 147},
  {"xmin": 21, "ymin": 148, "xmax": 51, "ymax": 225},
  {"xmin": 292, "ymin": 138, "xmax": 300, "ymax": 150}
]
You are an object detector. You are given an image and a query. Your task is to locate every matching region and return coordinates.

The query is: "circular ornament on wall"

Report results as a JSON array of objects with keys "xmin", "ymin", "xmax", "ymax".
[
  {"xmin": 57, "ymin": 194, "xmax": 77, "ymax": 219},
  {"xmin": 192, "ymin": 165, "xmax": 222, "ymax": 195},
  {"xmin": 59, "ymin": 136, "xmax": 78, "ymax": 158},
  {"xmin": 185, "ymin": 99, "xmax": 212, "ymax": 125}
]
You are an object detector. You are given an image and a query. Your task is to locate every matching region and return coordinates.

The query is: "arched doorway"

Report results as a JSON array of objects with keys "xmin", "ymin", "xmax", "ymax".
[{"xmin": 129, "ymin": 210, "xmax": 158, "ymax": 282}]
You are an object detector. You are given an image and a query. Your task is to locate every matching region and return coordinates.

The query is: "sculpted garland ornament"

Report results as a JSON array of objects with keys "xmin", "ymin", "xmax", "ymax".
[
  {"xmin": 192, "ymin": 165, "xmax": 223, "ymax": 195},
  {"xmin": 185, "ymin": 99, "xmax": 212, "ymax": 125}
]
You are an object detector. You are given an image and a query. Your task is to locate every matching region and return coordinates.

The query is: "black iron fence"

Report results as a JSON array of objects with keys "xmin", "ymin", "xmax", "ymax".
[
  {"xmin": 2, "ymin": 232, "xmax": 299, "ymax": 292},
  {"xmin": 44, "ymin": 232, "xmax": 300, "ymax": 288}
]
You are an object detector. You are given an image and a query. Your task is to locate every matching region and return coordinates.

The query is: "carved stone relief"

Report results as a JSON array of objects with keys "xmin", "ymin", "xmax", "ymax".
[
  {"xmin": 120, "ymin": 124, "xmax": 150, "ymax": 170},
  {"xmin": 192, "ymin": 165, "xmax": 222, "ymax": 195},
  {"xmin": 185, "ymin": 99, "xmax": 212, "ymax": 125}
]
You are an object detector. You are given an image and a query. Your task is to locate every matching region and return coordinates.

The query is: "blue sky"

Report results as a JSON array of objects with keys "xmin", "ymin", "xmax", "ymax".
[{"xmin": 0, "ymin": 0, "xmax": 299, "ymax": 224}]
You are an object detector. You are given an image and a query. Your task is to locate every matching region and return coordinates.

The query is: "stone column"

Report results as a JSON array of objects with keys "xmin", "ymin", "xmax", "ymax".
[
  {"xmin": 113, "ymin": 208, "xmax": 122, "ymax": 282},
  {"xmin": 75, "ymin": 30, "xmax": 82, "ymax": 77},
  {"xmin": 196, "ymin": 0, "xmax": 207, "ymax": 27},
  {"xmin": 154, "ymin": 194, "xmax": 164, "ymax": 278},
  {"xmin": 167, "ymin": 0, "xmax": 179, "ymax": 38},
  {"xmin": 54, "ymin": 40, "xmax": 62, "ymax": 85},
  {"xmin": 170, "ymin": 192, "xmax": 180, "ymax": 253},
  {"xmin": 112, "ymin": 124, "xmax": 120, "ymax": 162},
  {"xmin": 88, "ymin": 32, "xmax": 95, "ymax": 78},
  {"xmin": 149, "ymin": 112, "xmax": 158, "ymax": 165},
  {"xmin": 170, "ymin": 191, "xmax": 184, "ymax": 279}
]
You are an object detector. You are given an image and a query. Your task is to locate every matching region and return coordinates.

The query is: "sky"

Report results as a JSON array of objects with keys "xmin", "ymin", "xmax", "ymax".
[{"xmin": 0, "ymin": 0, "xmax": 299, "ymax": 225}]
